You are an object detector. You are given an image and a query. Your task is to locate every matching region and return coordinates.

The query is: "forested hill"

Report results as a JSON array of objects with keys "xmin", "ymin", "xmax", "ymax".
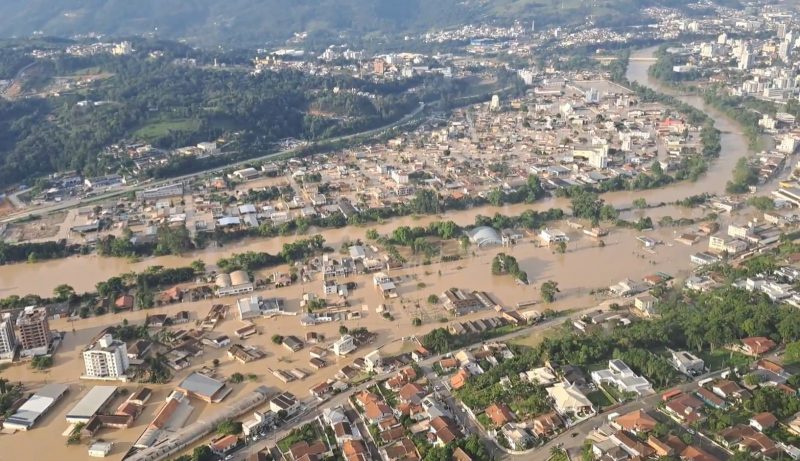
[{"xmin": 0, "ymin": 0, "xmax": 736, "ymax": 46}]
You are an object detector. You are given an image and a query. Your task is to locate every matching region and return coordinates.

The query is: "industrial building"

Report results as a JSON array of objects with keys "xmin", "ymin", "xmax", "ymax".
[
  {"xmin": 65, "ymin": 386, "xmax": 119, "ymax": 424},
  {"xmin": 3, "ymin": 383, "xmax": 70, "ymax": 431}
]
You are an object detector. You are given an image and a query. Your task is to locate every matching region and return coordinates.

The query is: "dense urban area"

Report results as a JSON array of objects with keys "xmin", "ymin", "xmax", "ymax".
[{"xmin": 7, "ymin": 2, "xmax": 800, "ymax": 461}]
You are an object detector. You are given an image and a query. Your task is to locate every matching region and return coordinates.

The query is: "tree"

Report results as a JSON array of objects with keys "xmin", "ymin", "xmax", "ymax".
[
  {"xmin": 190, "ymin": 259, "xmax": 206, "ymax": 274},
  {"xmin": 366, "ymin": 228, "xmax": 379, "ymax": 240},
  {"xmin": 427, "ymin": 294, "xmax": 439, "ymax": 304},
  {"xmin": 216, "ymin": 419, "xmax": 242, "ymax": 436},
  {"xmin": 541, "ymin": 281, "xmax": 560, "ymax": 303},
  {"xmin": 53, "ymin": 284, "xmax": 75, "ymax": 301},
  {"xmin": 212, "ymin": 358, "xmax": 220, "ymax": 367},
  {"xmin": 31, "ymin": 355, "xmax": 53, "ymax": 370},
  {"xmin": 633, "ymin": 198, "xmax": 647, "ymax": 209},
  {"xmin": 271, "ymin": 334, "xmax": 284, "ymax": 344},
  {"xmin": 339, "ymin": 325, "xmax": 349, "ymax": 335},
  {"xmin": 412, "ymin": 317, "xmax": 422, "ymax": 327},
  {"xmin": 556, "ymin": 241, "xmax": 567, "ymax": 254},
  {"xmin": 230, "ymin": 372, "xmax": 245, "ymax": 384},
  {"xmin": 785, "ymin": 340, "xmax": 800, "ymax": 364}
]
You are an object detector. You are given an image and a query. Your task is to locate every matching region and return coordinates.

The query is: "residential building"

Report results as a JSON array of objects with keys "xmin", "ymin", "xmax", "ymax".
[
  {"xmin": 15, "ymin": 306, "xmax": 51, "ymax": 357},
  {"xmin": 591, "ymin": 359, "xmax": 654, "ymax": 396},
  {"xmin": 82, "ymin": 334, "xmax": 130, "ymax": 380},
  {"xmin": 333, "ymin": 335, "xmax": 357, "ymax": 356},
  {"xmin": 0, "ymin": 313, "xmax": 16, "ymax": 360},
  {"xmin": 546, "ymin": 383, "xmax": 595, "ymax": 418},
  {"xmin": 671, "ymin": 350, "xmax": 704, "ymax": 376}
]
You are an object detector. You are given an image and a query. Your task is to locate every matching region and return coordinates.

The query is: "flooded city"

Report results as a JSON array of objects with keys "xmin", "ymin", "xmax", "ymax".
[{"xmin": 0, "ymin": 44, "xmax": 774, "ymax": 461}]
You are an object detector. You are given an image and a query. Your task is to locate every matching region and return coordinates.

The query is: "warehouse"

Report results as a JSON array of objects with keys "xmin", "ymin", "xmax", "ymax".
[
  {"xmin": 3, "ymin": 383, "xmax": 70, "ymax": 431},
  {"xmin": 65, "ymin": 386, "xmax": 118, "ymax": 424}
]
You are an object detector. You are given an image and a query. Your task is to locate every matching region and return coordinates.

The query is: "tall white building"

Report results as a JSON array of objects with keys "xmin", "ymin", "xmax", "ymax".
[
  {"xmin": 739, "ymin": 48, "xmax": 753, "ymax": 71},
  {"xmin": 0, "ymin": 313, "xmax": 16, "ymax": 360},
  {"xmin": 82, "ymin": 334, "xmax": 129, "ymax": 380}
]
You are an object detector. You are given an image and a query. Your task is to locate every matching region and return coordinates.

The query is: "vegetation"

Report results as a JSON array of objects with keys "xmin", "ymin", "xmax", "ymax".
[
  {"xmin": 216, "ymin": 235, "xmax": 325, "ymax": 272},
  {"xmin": 30, "ymin": 355, "xmax": 53, "ymax": 370},
  {"xmin": 726, "ymin": 157, "xmax": 759, "ymax": 194},
  {"xmin": 540, "ymin": 281, "xmax": 560, "ymax": 303},
  {"xmin": 216, "ymin": 419, "xmax": 243, "ymax": 436},
  {"xmin": 491, "ymin": 253, "xmax": 528, "ymax": 284}
]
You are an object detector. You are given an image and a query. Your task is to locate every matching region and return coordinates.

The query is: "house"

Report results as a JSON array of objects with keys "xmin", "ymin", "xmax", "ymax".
[
  {"xmin": 380, "ymin": 437, "xmax": 419, "ymax": 461},
  {"xmin": 333, "ymin": 335, "xmax": 356, "ymax": 356},
  {"xmin": 114, "ymin": 295, "xmax": 134, "ymax": 311},
  {"xmin": 450, "ymin": 368, "xmax": 470, "ymax": 390},
  {"xmin": 719, "ymin": 425, "xmax": 779, "ymax": 458},
  {"xmin": 282, "ymin": 335, "xmax": 304, "ymax": 352},
  {"xmin": 397, "ymin": 383, "xmax": 427, "ymax": 405},
  {"xmin": 611, "ymin": 430, "xmax": 655, "ymax": 458},
  {"xmin": 740, "ymin": 337, "xmax": 777, "ymax": 356},
  {"xmin": 289, "ymin": 440, "xmax": 328, "ymax": 461},
  {"xmin": 502, "ymin": 424, "xmax": 533, "ymax": 450},
  {"xmin": 342, "ymin": 440, "xmax": 369, "ymax": 461},
  {"xmin": 663, "ymin": 394, "xmax": 704, "ymax": 424},
  {"xmin": 546, "ymin": 383, "xmax": 595, "ymax": 418},
  {"xmin": 634, "ymin": 294, "xmax": 658, "ymax": 316},
  {"xmin": 612, "ymin": 409, "xmax": 658, "ymax": 435},
  {"xmin": 485, "ymin": 403, "xmax": 515, "ymax": 427},
  {"xmin": 591, "ymin": 359, "xmax": 654, "ymax": 396},
  {"xmin": 671, "ymin": 350, "xmax": 705, "ymax": 376},
  {"xmin": 681, "ymin": 445, "xmax": 720, "ymax": 461},
  {"xmin": 209, "ymin": 434, "xmax": 240, "ymax": 456},
  {"xmin": 532, "ymin": 412, "xmax": 564, "ymax": 438},
  {"xmin": 269, "ymin": 392, "xmax": 300, "ymax": 416},
  {"xmin": 437, "ymin": 358, "xmax": 458, "ymax": 372},
  {"xmin": 750, "ymin": 412, "xmax": 778, "ymax": 432},
  {"xmin": 429, "ymin": 416, "xmax": 462, "ymax": 446},
  {"xmin": 712, "ymin": 380, "xmax": 749, "ymax": 401},
  {"xmin": 364, "ymin": 400, "xmax": 393, "ymax": 424}
]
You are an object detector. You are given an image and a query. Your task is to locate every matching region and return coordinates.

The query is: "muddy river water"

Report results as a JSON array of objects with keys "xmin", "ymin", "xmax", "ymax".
[{"xmin": 0, "ymin": 47, "xmax": 756, "ymax": 461}]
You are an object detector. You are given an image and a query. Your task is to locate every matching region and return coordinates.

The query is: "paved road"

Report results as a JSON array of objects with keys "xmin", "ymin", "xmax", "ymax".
[{"xmin": 1, "ymin": 101, "xmax": 427, "ymax": 224}]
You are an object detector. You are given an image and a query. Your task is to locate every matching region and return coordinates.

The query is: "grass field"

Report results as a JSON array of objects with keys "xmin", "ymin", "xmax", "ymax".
[
  {"xmin": 699, "ymin": 349, "xmax": 752, "ymax": 372},
  {"xmin": 134, "ymin": 118, "xmax": 201, "ymax": 140},
  {"xmin": 508, "ymin": 327, "xmax": 561, "ymax": 348}
]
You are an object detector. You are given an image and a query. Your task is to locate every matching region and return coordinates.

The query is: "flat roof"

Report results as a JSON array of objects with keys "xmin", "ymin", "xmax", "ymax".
[
  {"xmin": 66, "ymin": 386, "xmax": 118, "ymax": 421},
  {"xmin": 178, "ymin": 372, "xmax": 225, "ymax": 398},
  {"xmin": 5, "ymin": 383, "xmax": 69, "ymax": 428}
]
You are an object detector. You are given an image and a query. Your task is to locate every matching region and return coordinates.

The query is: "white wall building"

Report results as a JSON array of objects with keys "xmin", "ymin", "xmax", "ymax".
[
  {"xmin": 333, "ymin": 335, "xmax": 356, "ymax": 356},
  {"xmin": 82, "ymin": 334, "xmax": 130, "ymax": 380},
  {"xmin": 0, "ymin": 313, "xmax": 16, "ymax": 361}
]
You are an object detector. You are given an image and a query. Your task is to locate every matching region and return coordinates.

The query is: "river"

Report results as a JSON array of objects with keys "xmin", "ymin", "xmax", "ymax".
[{"xmin": 0, "ymin": 46, "xmax": 752, "ymax": 298}]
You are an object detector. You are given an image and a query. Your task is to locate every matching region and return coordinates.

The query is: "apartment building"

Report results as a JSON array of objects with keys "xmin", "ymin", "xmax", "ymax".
[
  {"xmin": 82, "ymin": 334, "xmax": 130, "ymax": 380},
  {"xmin": 0, "ymin": 313, "xmax": 16, "ymax": 360},
  {"xmin": 15, "ymin": 306, "xmax": 51, "ymax": 357}
]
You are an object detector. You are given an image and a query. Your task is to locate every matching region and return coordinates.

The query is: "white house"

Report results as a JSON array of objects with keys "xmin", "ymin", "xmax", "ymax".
[
  {"xmin": 590, "ymin": 359, "xmax": 653, "ymax": 396},
  {"xmin": 333, "ymin": 335, "xmax": 356, "ymax": 356}
]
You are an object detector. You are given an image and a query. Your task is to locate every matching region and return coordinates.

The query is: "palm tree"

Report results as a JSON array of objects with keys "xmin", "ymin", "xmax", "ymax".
[{"xmin": 0, "ymin": 378, "xmax": 8, "ymax": 394}]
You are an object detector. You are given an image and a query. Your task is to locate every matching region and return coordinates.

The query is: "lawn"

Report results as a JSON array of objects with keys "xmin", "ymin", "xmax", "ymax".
[
  {"xmin": 699, "ymin": 349, "xmax": 752, "ymax": 372},
  {"xmin": 509, "ymin": 328, "xmax": 560, "ymax": 348},
  {"xmin": 586, "ymin": 390, "xmax": 615, "ymax": 409},
  {"xmin": 277, "ymin": 422, "xmax": 323, "ymax": 453},
  {"xmin": 133, "ymin": 118, "xmax": 201, "ymax": 140}
]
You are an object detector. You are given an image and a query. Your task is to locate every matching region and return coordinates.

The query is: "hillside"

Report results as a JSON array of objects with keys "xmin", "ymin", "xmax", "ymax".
[{"xmin": 0, "ymin": 0, "xmax": 712, "ymax": 45}]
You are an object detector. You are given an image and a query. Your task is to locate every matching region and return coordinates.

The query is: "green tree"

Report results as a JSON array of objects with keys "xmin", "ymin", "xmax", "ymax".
[
  {"xmin": 541, "ymin": 281, "xmax": 560, "ymax": 303},
  {"xmin": 53, "ymin": 284, "xmax": 75, "ymax": 301},
  {"xmin": 190, "ymin": 259, "xmax": 206, "ymax": 274},
  {"xmin": 216, "ymin": 419, "xmax": 242, "ymax": 436},
  {"xmin": 271, "ymin": 334, "xmax": 284, "ymax": 344}
]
